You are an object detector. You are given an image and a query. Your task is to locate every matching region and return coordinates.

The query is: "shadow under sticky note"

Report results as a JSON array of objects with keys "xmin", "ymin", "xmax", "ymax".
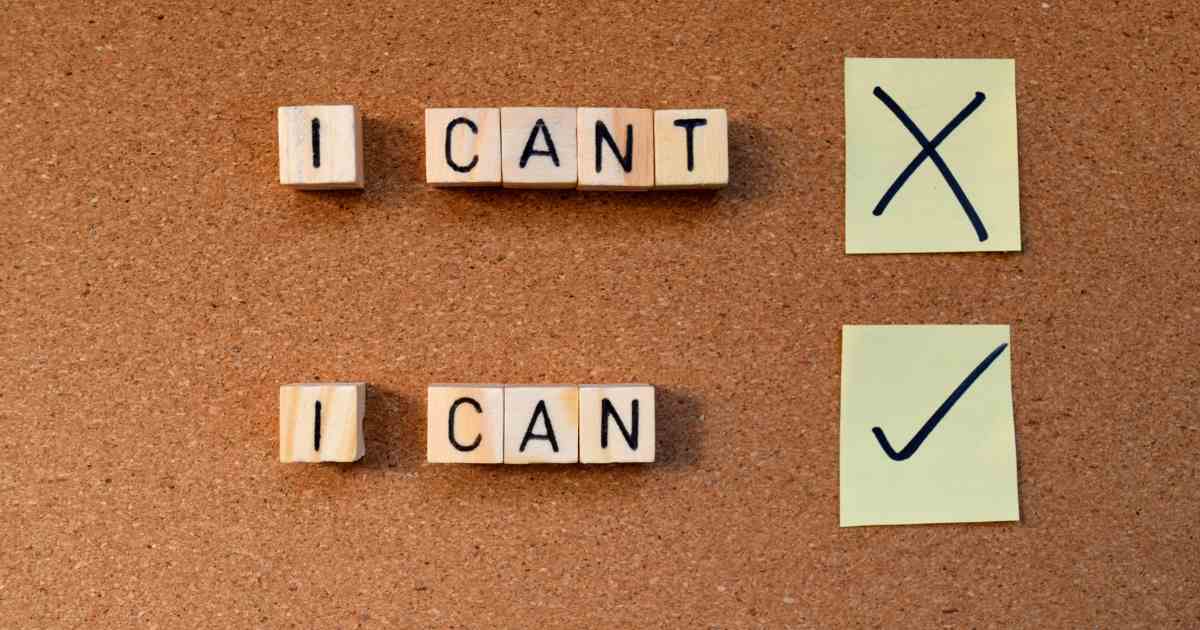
[
  {"xmin": 845, "ymin": 58, "xmax": 1021, "ymax": 254},
  {"xmin": 839, "ymin": 325, "xmax": 1019, "ymax": 527}
]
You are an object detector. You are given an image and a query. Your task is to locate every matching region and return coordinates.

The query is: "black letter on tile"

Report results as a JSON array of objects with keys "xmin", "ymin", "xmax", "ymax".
[
  {"xmin": 600, "ymin": 398, "xmax": 638, "ymax": 449},
  {"xmin": 445, "ymin": 117, "xmax": 480, "ymax": 173},
  {"xmin": 448, "ymin": 397, "xmax": 483, "ymax": 452},
  {"xmin": 311, "ymin": 118, "xmax": 321, "ymax": 168},
  {"xmin": 595, "ymin": 121, "xmax": 634, "ymax": 173},
  {"xmin": 519, "ymin": 118, "xmax": 560, "ymax": 168},
  {"xmin": 313, "ymin": 400, "xmax": 322, "ymax": 452},
  {"xmin": 673, "ymin": 118, "xmax": 707, "ymax": 171},
  {"xmin": 519, "ymin": 400, "xmax": 560, "ymax": 452}
]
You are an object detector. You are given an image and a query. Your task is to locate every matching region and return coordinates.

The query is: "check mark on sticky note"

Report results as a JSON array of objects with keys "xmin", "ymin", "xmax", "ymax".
[{"xmin": 872, "ymin": 342, "xmax": 1009, "ymax": 461}]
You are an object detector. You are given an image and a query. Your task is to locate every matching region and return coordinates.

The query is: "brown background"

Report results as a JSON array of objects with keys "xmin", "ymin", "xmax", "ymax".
[{"xmin": 3, "ymin": 1, "xmax": 1198, "ymax": 627}]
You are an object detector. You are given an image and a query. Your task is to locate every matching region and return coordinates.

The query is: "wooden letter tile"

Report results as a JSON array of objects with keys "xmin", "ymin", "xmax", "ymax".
[
  {"xmin": 427, "ymin": 384, "xmax": 504, "ymax": 464},
  {"xmin": 576, "ymin": 108, "xmax": 654, "ymax": 190},
  {"xmin": 425, "ymin": 107, "xmax": 502, "ymax": 187},
  {"xmin": 654, "ymin": 109, "xmax": 728, "ymax": 189},
  {"xmin": 501, "ymin": 107, "xmax": 577, "ymax": 188},
  {"xmin": 579, "ymin": 385, "xmax": 655, "ymax": 463},
  {"xmin": 503, "ymin": 385, "xmax": 579, "ymax": 464},
  {"xmin": 279, "ymin": 382, "xmax": 366, "ymax": 463},
  {"xmin": 277, "ymin": 105, "xmax": 365, "ymax": 189}
]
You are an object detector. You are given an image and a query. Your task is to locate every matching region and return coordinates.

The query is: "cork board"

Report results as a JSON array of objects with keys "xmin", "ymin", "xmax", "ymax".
[{"xmin": 3, "ymin": 2, "xmax": 1198, "ymax": 627}]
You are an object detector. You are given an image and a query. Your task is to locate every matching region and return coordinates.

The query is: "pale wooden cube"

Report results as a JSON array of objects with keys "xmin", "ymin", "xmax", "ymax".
[
  {"xmin": 279, "ymin": 383, "xmax": 366, "ymax": 463},
  {"xmin": 576, "ymin": 108, "xmax": 654, "ymax": 190},
  {"xmin": 503, "ymin": 385, "xmax": 579, "ymax": 464},
  {"xmin": 277, "ymin": 105, "xmax": 364, "ymax": 189},
  {"xmin": 654, "ymin": 109, "xmax": 728, "ymax": 189},
  {"xmin": 579, "ymin": 385, "xmax": 655, "ymax": 463},
  {"xmin": 427, "ymin": 384, "xmax": 504, "ymax": 464},
  {"xmin": 425, "ymin": 107, "xmax": 502, "ymax": 187},
  {"xmin": 500, "ymin": 107, "xmax": 577, "ymax": 188}
]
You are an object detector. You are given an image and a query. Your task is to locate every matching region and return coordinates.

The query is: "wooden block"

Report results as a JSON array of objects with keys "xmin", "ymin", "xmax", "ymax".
[
  {"xmin": 503, "ymin": 385, "xmax": 579, "ymax": 464},
  {"xmin": 500, "ymin": 107, "xmax": 578, "ymax": 188},
  {"xmin": 424, "ymin": 108, "xmax": 502, "ymax": 187},
  {"xmin": 279, "ymin": 383, "xmax": 366, "ymax": 463},
  {"xmin": 579, "ymin": 385, "xmax": 655, "ymax": 463},
  {"xmin": 427, "ymin": 384, "xmax": 504, "ymax": 463},
  {"xmin": 277, "ymin": 105, "xmax": 364, "ymax": 189},
  {"xmin": 576, "ymin": 108, "xmax": 654, "ymax": 190},
  {"xmin": 654, "ymin": 109, "xmax": 728, "ymax": 189}
]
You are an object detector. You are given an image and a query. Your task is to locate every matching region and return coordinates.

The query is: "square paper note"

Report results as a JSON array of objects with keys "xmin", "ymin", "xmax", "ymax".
[
  {"xmin": 845, "ymin": 58, "xmax": 1021, "ymax": 253},
  {"xmin": 840, "ymin": 325, "xmax": 1018, "ymax": 527}
]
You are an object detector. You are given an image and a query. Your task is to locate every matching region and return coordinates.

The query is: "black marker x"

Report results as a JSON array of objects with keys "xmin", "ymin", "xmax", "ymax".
[{"xmin": 872, "ymin": 87, "xmax": 989, "ymax": 242}]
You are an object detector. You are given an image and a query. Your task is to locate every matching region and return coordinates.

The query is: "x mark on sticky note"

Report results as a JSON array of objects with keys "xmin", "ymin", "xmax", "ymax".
[
  {"xmin": 844, "ymin": 58, "xmax": 1021, "ymax": 254},
  {"xmin": 872, "ymin": 87, "xmax": 989, "ymax": 242},
  {"xmin": 871, "ymin": 342, "xmax": 1009, "ymax": 461}
]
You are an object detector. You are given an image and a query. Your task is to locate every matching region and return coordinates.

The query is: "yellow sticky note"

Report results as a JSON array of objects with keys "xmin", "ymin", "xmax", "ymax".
[
  {"xmin": 845, "ymin": 58, "xmax": 1021, "ymax": 254},
  {"xmin": 840, "ymin": 325, "xmax": 1019, "ymax": 527}
]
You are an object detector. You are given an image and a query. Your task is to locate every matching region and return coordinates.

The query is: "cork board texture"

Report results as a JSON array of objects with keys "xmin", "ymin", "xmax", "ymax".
[{"xmin": 3, "ymin": 2, "xmax": 1198, "ymax": 627}]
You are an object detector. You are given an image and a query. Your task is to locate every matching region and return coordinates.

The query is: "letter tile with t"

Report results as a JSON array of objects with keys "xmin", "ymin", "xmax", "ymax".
[
  {"xmin": 427, "ymin": 384, "xmax": 505, "ymax": 463},
  {"xmin": 503, "ymin": 385, "xmax": 580, "ymax": 464},
  {"xmin": 654, "ymin": 109, "xmax": 728, "ymax": 189},
  {"xmin": 425, "ymin": 107, "xmax": 502, "ymax": 186},
  {"xmin": 579, "ymin": 384, "xmax": 655, "ymax": 463}
]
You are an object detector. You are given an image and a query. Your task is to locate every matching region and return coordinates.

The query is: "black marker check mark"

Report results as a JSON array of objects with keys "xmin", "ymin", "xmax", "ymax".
[{"xmin": 872, "ymin": 342, "xmax": 1009, "ymax": 461}]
